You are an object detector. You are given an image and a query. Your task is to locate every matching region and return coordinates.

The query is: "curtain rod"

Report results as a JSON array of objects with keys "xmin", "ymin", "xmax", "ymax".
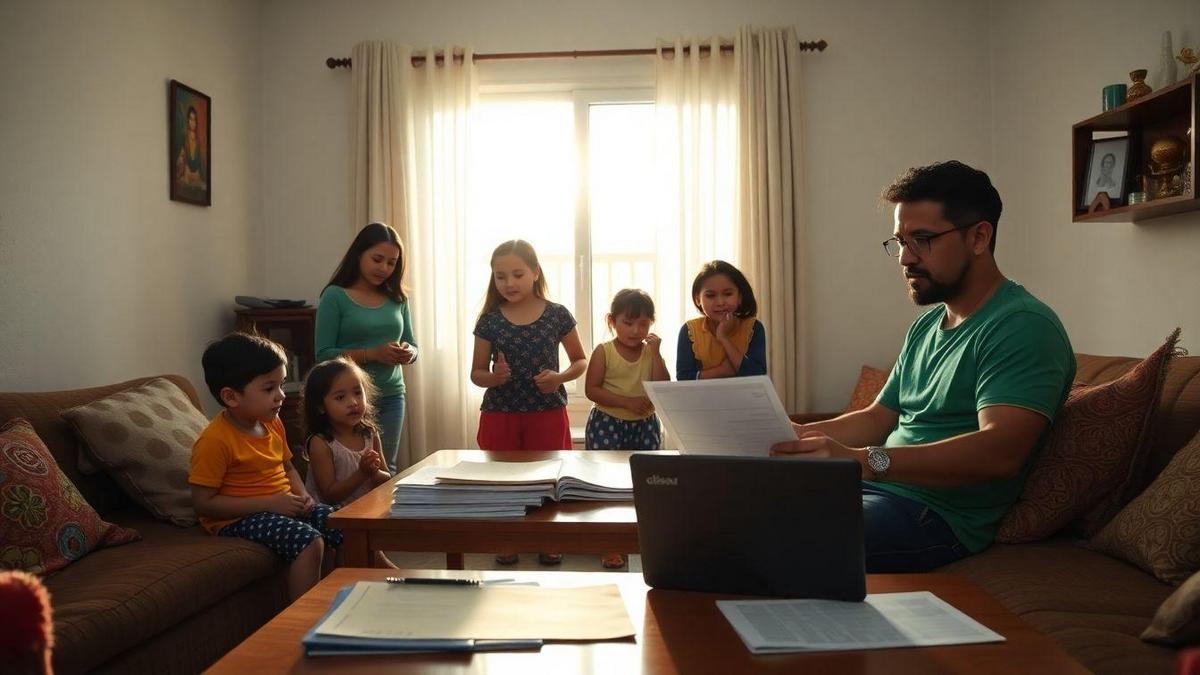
[{"xmin": 325, "ymin": 40, "xmax": 828, "ymax": 69}]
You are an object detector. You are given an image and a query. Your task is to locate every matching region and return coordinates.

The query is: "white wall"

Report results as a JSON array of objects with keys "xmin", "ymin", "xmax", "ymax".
[
  {"xmin": 0, "ymin": 0, "xmax": 263, "ymax": 405},
  {"xmin": 988, "ymin": 0, "xmax": 1200, "ymax": 358},
  {"xmin": 259, "ymin": 0, "xmax": 994, "ymax": 412}
]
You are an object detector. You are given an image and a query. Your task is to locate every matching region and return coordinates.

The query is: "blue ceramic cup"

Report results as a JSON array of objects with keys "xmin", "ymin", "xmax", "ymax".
[{"xmin": 1102, "ymin": 84, "xmax": 1127, "ymax": 111}]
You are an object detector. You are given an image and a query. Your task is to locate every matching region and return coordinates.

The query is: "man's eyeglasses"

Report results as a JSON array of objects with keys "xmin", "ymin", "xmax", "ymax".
[{"xmin": 882, "ymin": 223, "xmax": 976, "ymax": 258}]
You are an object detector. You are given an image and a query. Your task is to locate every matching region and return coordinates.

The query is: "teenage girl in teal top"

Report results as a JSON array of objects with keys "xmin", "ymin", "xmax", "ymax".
[{"xmin": 315, "ymin": 223, "xmax": 416, "ymax": 473}]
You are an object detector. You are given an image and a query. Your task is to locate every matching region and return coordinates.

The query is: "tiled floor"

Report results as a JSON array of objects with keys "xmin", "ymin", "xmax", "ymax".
[{"xmin": 384, "ymin": 551, "xmax": 643, "ymax": 573}]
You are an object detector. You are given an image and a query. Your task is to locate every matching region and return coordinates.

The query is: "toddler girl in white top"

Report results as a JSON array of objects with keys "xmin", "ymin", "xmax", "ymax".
[{"xmin": 302, "ymin": 357, "xmax": 391, "ymax": 507}]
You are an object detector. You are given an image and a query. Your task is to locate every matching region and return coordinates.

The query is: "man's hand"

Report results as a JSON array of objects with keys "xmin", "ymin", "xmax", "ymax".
[
  {"xmin": 533, "ymin": 369, "xmax": 561, "ymax": 394},
  {"xmin": 266, "ymin": 492, "xmax": 307, "ymax": 517},
  {"xmin": 770, "ymin": 431, "xmax": 867, "ymax": 478}
]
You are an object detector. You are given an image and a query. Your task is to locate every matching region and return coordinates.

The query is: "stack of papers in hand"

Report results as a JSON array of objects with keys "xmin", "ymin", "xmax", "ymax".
[
  {"xmin": 302, "ymin": 580, "xmax": 635, "ymax": 656},
  {"xmin": 391, "ymin": 457, "xmax": 632, "ymax": 518}
]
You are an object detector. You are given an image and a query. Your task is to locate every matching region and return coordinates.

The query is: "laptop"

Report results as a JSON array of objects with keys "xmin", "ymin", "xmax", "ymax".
[{"xmin": 631, "ymin": 453, "xmax": 865, "ymax": 600}]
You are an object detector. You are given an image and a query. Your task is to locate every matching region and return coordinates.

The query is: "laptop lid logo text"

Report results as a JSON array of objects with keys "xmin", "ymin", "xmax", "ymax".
[{"xmin": 646, "ymin": 474, "xmax": 678, "ymax": 486}]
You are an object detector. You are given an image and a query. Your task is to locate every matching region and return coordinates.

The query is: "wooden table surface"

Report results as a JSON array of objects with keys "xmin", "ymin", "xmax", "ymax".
[
  {"xmin": 328, "ymin": 450, "xmax": 643, "ymax": 568},
  {"xmin": 209, "ymin": 568, "xmax": 1088, "ymax": 675}
]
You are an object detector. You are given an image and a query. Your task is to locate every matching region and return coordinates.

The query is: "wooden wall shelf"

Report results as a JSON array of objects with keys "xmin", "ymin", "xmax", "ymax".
[{"xmin": 1072, "ymin": 72, "xmax": 1198, "ymax": 223}]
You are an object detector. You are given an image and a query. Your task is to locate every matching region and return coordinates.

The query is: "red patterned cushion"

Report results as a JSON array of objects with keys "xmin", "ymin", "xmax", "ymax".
[
  {"xmin": 0, "ymin": 418, "xmax": 139, "ymax": 575},
  {"xmin": 996, "ymin": 331, "xmax": 1178, "ymax": 543},
  {"xmin": 844, "ymin": 365, "xmax": 890, "ymax": 413}
]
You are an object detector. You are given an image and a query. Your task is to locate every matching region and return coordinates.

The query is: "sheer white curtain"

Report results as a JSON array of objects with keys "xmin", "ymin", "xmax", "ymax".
[
  {"xmin": 351, "ymin": 40, "xmax": 479, "ymax": 469},
  {"xmin": 735, "ymin": 26, "xmax": 808, "ymax": 412},
  {"xmin": 655, "ymin": 37, "xmax": 740, "ymax": 357}
]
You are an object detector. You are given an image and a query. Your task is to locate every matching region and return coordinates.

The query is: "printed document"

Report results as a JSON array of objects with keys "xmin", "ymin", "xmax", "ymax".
[
  {"xmin": 717, "ymin": 591, "xmax": 1005, "ymax": 653},
  {"xmin": 316, "ymin": 581, "xmax": 635, "ymax": 641},
  {"xmin": 643, "ymin": 376, "xmax": 797, "ymax": 455}
]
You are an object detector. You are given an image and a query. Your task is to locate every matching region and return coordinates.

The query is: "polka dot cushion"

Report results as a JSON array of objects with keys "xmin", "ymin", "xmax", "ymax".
[
  {"xmin": 0, "ymin": 418, "xmax": 140, "ymax": 574},
  {"xmin": 61, "ymin": 378, "xmax": 207, "ymax": 527}
]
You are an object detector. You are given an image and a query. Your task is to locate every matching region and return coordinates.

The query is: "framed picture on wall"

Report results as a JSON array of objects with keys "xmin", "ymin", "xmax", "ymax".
[
  {"xmin": 1080, "ymin": 135, "xmax": 1130, "ymax": 208},
  {"xmin": 169, "ymin": 79, "xmax": 211, "ymax": 206}
]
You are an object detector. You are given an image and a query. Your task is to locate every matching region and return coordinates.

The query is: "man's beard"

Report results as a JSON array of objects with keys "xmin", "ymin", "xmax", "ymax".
[{"xmin": 905, "ymin": 260, "xmax": 970, "ymax": 306}]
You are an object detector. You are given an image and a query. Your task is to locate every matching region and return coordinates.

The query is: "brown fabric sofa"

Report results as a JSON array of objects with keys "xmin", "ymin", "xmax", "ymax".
[
  {"xmin": 798, "ymin": 353, "xmax": 1200, "ymax": 674},
  {"xmin": 0, "ymin": 375, "xmax": 290, "ymax": 674}
]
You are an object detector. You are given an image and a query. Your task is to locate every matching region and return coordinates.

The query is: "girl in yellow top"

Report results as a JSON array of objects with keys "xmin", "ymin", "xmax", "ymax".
[
  {"xmin": 584, "ymin": 288, "xmax": 670, "ymax": 569},
  {"xmin": 584, "ymin": 289, "xmax": 671, "ymax": 451},
  {"xmin": 676, "ymin": 260, "xmax": 767, "ymax": 380}
]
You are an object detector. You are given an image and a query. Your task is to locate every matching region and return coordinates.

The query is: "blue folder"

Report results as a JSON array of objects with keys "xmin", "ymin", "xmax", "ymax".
[{"xmin": 302, "ymin": 586, "xmax": 543, "ymax": 656}]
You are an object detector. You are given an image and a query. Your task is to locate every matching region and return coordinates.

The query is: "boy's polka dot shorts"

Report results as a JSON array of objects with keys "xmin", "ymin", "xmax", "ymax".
[{"xmin": 219, "ymin": 503, "xmax": 343, "ymax": 561}]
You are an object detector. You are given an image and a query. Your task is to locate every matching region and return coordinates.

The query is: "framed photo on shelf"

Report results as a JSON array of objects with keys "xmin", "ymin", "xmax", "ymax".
[
  {"xmin": 1080, "ymin": 135, "xmax": 1130, "ymax": 209},
  {"xmin": 169, "ymin": 79, "xmax": 211, "ymax": 206}
]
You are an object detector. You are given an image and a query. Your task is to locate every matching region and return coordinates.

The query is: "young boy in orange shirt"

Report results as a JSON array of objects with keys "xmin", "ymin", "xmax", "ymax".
[{"xmin": 189, "ymin": 333, "xmax": 340, "ymax": 602}]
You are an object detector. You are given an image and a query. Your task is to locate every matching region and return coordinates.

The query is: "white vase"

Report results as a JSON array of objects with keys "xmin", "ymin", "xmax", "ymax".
[{"xmin": 1158, "ymin": 30, "xmax": 1178, "ymax": 87}]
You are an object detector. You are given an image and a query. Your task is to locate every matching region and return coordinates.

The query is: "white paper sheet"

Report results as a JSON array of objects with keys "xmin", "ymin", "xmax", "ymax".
[
  {"xmin": 643, "ymin": 376, "xmax": 797, "ymax": 455},
  {"xmin": 717, "ymin": 591, "xmax": 1006, "ymax": 653}
]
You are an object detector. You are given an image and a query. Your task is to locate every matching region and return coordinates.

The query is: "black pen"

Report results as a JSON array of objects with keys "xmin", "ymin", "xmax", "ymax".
[{"xmin": 385, "ymin": 576, "xmax": 480, "ymax": 586}]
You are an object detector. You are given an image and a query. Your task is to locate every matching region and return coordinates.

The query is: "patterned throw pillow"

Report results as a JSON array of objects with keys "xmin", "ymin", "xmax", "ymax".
[
  {"xmin": 844, "ymin": 365, "xmax": 890, "ymax": 413},
  {"xmin": 61, "ymin": 378, "xmax": 206, "ymax": 527},
  {"xmin": 0, "ymin": 418, "xmax": 139, "ymax": 574},
  {"xmin": 1142, "ymin": 568, "xmax": 1200, "ymax": 645},
  {"xmin": 996, "ymin": 331, "xmax": 1178, "ymax": 543},
  {"xmin": 1091, "ymin": 428, "xmax": 1200, "ymax": 585}
]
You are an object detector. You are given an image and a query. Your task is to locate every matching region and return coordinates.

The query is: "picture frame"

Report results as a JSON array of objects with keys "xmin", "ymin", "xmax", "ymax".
[
  {"xmin": 1080, "ymin": 135, "xmax": 1130, "ymax": 209},
  {"xmin": 169, "ymin": 79, "xmax": 211, "ymax": 206}
]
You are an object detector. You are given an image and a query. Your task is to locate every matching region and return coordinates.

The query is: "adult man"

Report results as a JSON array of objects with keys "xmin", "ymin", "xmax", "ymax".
[{"xmin": 772, "ymin": 161, "xmax": 1075, "ymax": 572}]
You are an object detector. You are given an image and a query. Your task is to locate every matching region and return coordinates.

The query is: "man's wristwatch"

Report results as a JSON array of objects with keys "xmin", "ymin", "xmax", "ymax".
[{"xmin": 865, "ymin": 446, "xmax": 891, "ymax": 481}]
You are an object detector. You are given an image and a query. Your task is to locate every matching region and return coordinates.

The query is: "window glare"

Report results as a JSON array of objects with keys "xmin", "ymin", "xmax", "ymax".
[{"xmin": 469, "ymin": 98, "xmax": 576, "ymax": 316}]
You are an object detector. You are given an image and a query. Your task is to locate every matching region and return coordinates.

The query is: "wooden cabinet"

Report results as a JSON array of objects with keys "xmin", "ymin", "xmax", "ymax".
[
  {"xmin": 1072, "ymin": 72, "xmax": 1198, "ymax": 223},
  {"xmin": 234, "ymin": 307, "xmax": 316, "ymax": 459}
]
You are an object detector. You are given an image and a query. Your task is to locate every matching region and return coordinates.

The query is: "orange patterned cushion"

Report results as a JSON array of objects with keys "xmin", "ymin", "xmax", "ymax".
[
  {"xmin": 1091, "ymin": 428, "xmax": 1200, "ymax": 585},
  {"xmin": 845, "ymin": 365, "xmax": 890, "ymax": 413},
  {"xmin": 996, "ymin": 331, "xmax": 1178, "ymax": 543},
  {"xmin": 0, "ymin": 418, "xmax": 139, "ymax": 575}
]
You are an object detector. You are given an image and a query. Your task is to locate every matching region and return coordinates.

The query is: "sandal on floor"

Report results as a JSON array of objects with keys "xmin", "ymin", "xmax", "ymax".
[
  {"xmin": 537, "ymin": 552, "xmax": 564, "ymax": 566},
  {"xmin": 495, "ymin": 553, "xmax": 520, "ymax": 565},
  {"xmin": 601, "ymin": 553, "xmax": 627, "ymax": 569}
]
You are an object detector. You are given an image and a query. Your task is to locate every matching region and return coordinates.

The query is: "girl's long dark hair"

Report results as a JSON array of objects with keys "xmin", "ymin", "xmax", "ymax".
[
  {"xmin": 301, "ymin": 358, "xmax": 379, "ymax": 446},
  {"xmin": 691, "ymin": 260, "xmax": 758, "ymax": 318},
  {"xmin": 325, "ymin": 222, "xmax": 407, "ymax": 303},
  {"xmin": 477, "ymin": 239, "xmax": 548, "ymax": 321}
]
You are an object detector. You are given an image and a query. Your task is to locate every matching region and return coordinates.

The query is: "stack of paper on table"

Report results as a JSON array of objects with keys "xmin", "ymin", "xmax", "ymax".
[
  {"xmin": 717, "ymin": 591, "xmax": 1005, "ymax": 654},
  {"xmin": 391, "ymin": 456, "xmax": 631, "ymax": 518},
  {"xmin": 302, "ymin": 580, "xmax": 635, "ymax": 655}
]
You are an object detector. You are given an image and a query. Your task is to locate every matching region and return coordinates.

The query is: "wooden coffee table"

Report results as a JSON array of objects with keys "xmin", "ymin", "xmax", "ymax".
[
  {"xmin": 209, "ymin": 568, "xmax": 1087, "ymax": 674},
  {"xmin": 329, "ymin": 450, "xmax": 641, "ymax": 569}
]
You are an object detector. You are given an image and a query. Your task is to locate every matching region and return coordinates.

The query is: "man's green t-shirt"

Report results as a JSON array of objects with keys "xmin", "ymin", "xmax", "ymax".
[{"xmin": 865, "ymin": 280, "xmax": 1075, "ymax": 553}]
